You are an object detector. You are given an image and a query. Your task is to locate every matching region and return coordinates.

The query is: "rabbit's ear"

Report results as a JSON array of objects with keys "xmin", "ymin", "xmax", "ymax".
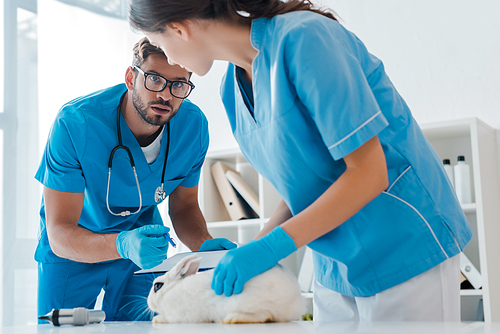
[{"xmin": 170, "ymin": 255, "xmax": 202, "ymax": 280}]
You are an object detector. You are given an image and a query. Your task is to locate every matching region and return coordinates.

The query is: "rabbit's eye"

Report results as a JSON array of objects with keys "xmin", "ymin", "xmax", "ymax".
[{"xmin": 154, "ymin": 282, "xmax": 164, "ymax": 292}]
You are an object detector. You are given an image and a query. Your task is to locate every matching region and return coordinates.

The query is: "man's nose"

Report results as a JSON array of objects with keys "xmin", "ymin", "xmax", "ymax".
[{"xmin": 157, "ymin": 85, "xmax": 173, "ymax": 101}]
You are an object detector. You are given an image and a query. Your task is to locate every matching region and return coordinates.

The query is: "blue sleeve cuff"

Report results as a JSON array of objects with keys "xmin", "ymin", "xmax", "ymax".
[
  {"xmin": 328, "ymin": 111, "xmax": 388, "ymax": 160},
  {"xmin": 34, "ymin": 168, "xmax": 86, "ymax": 193},
  {"xmin": 179, "ymin": 173, "xmax": 201, "ymax": 188}
]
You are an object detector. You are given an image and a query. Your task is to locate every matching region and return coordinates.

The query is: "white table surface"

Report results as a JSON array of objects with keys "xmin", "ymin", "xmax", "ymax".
[{"xmin": 2, "ymin": 321, "xmax": 499, "ymax": 334}]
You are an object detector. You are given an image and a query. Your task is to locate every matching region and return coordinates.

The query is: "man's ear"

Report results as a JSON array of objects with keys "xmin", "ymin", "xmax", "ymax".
[{"xmin": 125, "ymin": 66, "xmax": 135, "ymax": 90}]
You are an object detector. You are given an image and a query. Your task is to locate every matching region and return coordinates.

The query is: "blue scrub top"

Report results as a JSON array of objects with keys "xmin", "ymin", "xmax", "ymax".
[
  {"xmin": 220, "ymin": 12, "xmax": 472, "ymax": 296},
  {"xmin": 35, "ymin": 83, "xmax": 209, "ymax": 263}
]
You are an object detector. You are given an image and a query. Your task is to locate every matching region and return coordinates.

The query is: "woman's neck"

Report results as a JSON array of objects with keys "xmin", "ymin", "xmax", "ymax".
[{"xmin": 206, "ymin": 20, "xmax": 258, "ymax": 79}]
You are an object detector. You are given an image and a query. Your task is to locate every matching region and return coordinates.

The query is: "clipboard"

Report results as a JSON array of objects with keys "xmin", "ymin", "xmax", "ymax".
[{"xmin": 134, "ymin": 250, "xmax": 229, "ymax": 275}]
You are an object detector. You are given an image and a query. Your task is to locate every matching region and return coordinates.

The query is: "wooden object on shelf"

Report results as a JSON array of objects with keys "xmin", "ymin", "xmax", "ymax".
[
  {"xmin": 460, "ymin": 272, "xmax": 473, "ymax": 289},
  {"xmin": 225, "ymin": 170, "xmax": 261, "ymax": 214},
  {"xmin": 210, "ymin": 161, "xmax": 258, "ymax": 221}
]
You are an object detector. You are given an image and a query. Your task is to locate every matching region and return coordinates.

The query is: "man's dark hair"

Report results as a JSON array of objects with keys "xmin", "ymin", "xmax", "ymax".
[{"xmin": 132, "ymin": 37, "xmax": 166, "ymax": 67}]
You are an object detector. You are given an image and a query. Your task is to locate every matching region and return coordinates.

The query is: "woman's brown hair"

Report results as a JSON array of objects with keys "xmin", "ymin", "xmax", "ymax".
[{"xmin": 129, "ymin": 0, "xmax": 337, "ymax": 33}]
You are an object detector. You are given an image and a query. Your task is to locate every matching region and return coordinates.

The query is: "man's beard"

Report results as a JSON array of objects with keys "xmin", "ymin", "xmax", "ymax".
[{"xmin": 132, "ymin": 89, "xmax": 177, "ymax": 126}]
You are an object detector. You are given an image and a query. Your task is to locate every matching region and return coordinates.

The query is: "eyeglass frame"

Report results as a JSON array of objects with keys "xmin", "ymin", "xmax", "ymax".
[{"xmin": 133, "ymin": 65, "xmax": 195, "ymax": 99}]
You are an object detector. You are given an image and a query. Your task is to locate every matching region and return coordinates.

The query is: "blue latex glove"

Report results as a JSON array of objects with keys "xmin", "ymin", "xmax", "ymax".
[
  {"xmin": 116, "ymin": 224, "xmax": 171, "ymax": 269},
  {"xmin": 198, "ymin": 238, "xmax": 237, "ymax": 252},
  {"xmin": 211, "ymin": 226, "xmax": 297, "ymax": 296}
]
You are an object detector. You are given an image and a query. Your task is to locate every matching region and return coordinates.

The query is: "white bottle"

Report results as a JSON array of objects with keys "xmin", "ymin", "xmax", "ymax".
[
  {"xmin": 454, "ymin": 155, "xmax": 472, "ymax": 204},
  {"xmin": 442, "ymin": 159, "xmax": 455, "ymax": 189}
]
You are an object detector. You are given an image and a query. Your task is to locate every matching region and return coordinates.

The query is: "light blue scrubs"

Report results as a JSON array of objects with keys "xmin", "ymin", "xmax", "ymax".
[
  {"xmin": 220, "ymin": 12, "xmax": 472, "ymax": 297},
  {"xmin": 35, "ymin": 83, "xmax": 208, "ymax": 320}
]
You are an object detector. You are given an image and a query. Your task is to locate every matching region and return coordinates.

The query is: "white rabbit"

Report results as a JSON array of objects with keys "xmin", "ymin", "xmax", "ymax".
[{"xmin": 147, "ymin": 254, "xmax": 306, "ymax": 324}]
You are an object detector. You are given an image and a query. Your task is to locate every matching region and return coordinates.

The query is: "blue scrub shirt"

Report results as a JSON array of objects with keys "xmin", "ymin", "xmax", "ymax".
[
  {"xmin": 220, "ymin": 12, "xmax": 472, "ymax": 297},
  {"xmin": 35, "ymin": 83, "xmax": 209, "ymax": 263}
]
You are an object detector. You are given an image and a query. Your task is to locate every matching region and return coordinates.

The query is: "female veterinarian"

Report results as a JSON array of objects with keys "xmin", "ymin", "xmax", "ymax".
[{"xmin": 129, "ymin": 0, "xmax": 472, "ymax": 321}]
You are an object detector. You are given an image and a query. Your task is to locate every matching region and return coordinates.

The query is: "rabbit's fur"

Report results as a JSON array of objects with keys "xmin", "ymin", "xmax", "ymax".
[{"xmin": 147, "ymin": 254, "xmax": 306, "ymax": 324}]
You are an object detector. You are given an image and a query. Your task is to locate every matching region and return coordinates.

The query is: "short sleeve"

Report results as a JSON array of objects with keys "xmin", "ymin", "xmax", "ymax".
[
  {"xmin": 284, "ymin": 18, "xmax": 388, "ymax": 160},
  {"xmin": 34, "ymin": 113, "xmax": 86, "ymax": 192},
  {"xmin": 179, "ymin": 111, "xmax": 209, "ymax": 187}
]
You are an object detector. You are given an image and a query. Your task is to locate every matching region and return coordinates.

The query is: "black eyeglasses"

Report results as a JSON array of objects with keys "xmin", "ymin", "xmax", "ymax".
[{"xmin": 133, "ymin": 66, "xmax": 195, "ymax": 99}]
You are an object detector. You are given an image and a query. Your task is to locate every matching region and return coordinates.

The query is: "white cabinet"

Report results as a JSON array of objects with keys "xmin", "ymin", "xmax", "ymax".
[
  {"xmin": 199, "ymin": 148, "xmax": 280, "ymax": 224},
  {"xmin": 199, "ymin": 117, "xmax": 500, "ymax": 322},
  {"xmin": 421, "ymin": 117, "xmax": 500, "ymax": 322}
]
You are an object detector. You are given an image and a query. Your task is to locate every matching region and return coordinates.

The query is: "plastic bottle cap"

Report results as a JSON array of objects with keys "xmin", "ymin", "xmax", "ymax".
[
  {"xmin": 457, "ymin": 155, "xmax": 465, "ymax": 161},
  {"xmin": 443, "ymin": 159, "xmax": 451, "ymax": 165}
]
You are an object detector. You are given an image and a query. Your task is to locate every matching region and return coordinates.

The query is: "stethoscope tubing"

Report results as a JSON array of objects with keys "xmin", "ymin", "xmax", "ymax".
[
  {"xmin": 106, "ymin": 165, "xmax": 142, "ymax": 217},
  {"xmin": 106, "ymin": 93, "xmax": 170, "ymax": 216}
]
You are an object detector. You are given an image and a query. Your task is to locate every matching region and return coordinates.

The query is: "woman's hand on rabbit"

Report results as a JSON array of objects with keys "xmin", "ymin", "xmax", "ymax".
[
  {"xmin": 198, "ymin": 238, "xmax": 237, "ymax": 252},
  {"xmin": 211, "ymin": 226, "xmax": 297, "ymax": 296}
]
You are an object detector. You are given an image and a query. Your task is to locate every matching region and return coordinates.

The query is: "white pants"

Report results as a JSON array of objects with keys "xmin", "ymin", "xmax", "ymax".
[{"xmin": 313, "ymin": 254, "xmax": 460, "ymax": 321}]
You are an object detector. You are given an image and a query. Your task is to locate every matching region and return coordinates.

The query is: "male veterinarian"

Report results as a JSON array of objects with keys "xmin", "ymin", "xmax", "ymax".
[{"xmin": 35, "ymin": 37, "xmax": 236, "ymax": 322}]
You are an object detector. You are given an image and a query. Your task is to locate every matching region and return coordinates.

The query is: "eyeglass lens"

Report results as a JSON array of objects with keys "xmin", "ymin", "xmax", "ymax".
[{"xmin": 145, "ymin": 75, "xmax": 192, "ymax": 98}]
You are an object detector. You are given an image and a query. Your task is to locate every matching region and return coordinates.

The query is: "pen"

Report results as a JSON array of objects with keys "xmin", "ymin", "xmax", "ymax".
[{"xmin": 164, "ymin": 233, "xmax": 176, "ymax": 248}]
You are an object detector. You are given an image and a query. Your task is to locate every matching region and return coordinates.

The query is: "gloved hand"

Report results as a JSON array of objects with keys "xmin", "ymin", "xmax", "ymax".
[
  {"xmin": 211, "ymin": 226, "xmax": 297, "ymax": 297},
  {"xmin": 198, "ymin": 238, "xmax": 237, "ymax": 252},
  {"xmin": 116, "ymin": 224, "xmax": 171, "ymax": 269}
]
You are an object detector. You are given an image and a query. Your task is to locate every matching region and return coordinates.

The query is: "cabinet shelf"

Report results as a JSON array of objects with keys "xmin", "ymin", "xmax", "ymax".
[
  {"xmin": 206, "ymin": 218, "xmax": 269, "ymax": 228},
  {"xmin": 461, "ymin": 289, "xmax": 483, "ymax": 297},
  {"xmin": 461, "ymin": 203, "xmax": 476, "ymax": 214}
]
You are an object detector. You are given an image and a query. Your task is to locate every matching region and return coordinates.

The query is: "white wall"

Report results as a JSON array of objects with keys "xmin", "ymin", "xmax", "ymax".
[
  {"xmin": 188, "ymin": 0, "xmax": 500, "ymax": 152},
  {"xmin": 38, "ymin": 0, "xmax": 141, "ymax": 152},
  {"xmin": 328, "ymin": 0, "xmax": 500, "ymax": 127},
  {"xmin": 188, "ymin": 61, "xmax": 238, "ymax": 152}
]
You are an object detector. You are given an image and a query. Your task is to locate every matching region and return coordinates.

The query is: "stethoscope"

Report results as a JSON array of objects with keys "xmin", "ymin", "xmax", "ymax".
[{"xmin": 106, "ymin": 93, "xmax": 171, "ymax": 216}]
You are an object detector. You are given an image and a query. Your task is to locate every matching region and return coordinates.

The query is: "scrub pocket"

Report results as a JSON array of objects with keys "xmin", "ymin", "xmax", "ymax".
[
  {"xmin": 350, "ymin": 165, "xmax": 456, "ymax": 290},
  {"xmin": 383, "ymin": 165, "xmax": 461, "ymax": 255}
]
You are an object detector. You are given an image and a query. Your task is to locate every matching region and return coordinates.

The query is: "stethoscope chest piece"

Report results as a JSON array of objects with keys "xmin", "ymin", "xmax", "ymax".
[{"xmin": 155, "ymin": 185, "xmax": 167, "ymax": 203}]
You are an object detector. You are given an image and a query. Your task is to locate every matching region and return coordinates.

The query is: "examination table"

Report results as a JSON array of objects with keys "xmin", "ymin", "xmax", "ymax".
[{"xmin": 1, "ymin": 321, "xmax": 499, "ymax": 334}]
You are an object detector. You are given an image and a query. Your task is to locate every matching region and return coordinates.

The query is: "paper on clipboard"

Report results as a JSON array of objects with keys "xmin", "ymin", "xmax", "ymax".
[{"xmin": 134, "ymin": 250, "xmax": 229, "ymax": 275}]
